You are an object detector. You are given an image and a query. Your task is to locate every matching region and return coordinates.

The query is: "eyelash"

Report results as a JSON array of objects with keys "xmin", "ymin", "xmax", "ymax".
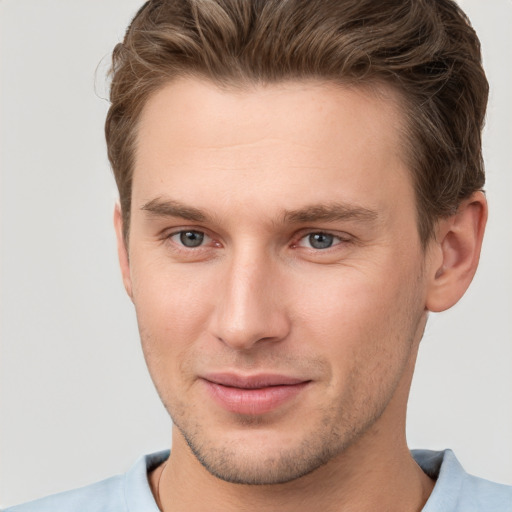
[
  {"xmin": 294, "ymin": 231, "xmax": 350, "ymax": 250},
  {"xmin": 165, "ymin": 229, "xmax": 351, "ymax": 252},
  {"xmin": 167, "ymin": 230, "xmax": 216, "ymax": 250}
]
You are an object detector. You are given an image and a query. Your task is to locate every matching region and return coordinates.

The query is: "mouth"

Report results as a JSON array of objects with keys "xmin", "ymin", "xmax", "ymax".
[{"xmin": 201, "ymin": 373, "xmax": 311, "ymax": 415}]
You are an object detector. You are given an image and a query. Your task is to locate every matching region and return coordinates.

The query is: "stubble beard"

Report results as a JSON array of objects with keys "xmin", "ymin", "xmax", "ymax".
[
  {"xmin": 143, "ymin": 286, "xmax": 425, "ymax": 486},
  {"xmin": 165, "ymin": 382, "xmax": 398, "ymax": 486}
]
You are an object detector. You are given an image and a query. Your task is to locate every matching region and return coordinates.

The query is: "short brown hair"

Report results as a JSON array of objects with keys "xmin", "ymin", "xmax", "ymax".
[{"xmin": 105, "ymin": 0, "xmax": 488, "ymax": 245}]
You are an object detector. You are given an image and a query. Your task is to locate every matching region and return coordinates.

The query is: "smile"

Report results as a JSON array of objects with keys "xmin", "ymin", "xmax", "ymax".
[{"xmin": 201, "ymin": 373, "xmax": 311, "ymax": 415}]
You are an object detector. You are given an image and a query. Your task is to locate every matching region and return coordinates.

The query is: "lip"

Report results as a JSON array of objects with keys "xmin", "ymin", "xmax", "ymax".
[{"xmin": 201, "ymin": 373, "xmax": 310, "ymax": 415}]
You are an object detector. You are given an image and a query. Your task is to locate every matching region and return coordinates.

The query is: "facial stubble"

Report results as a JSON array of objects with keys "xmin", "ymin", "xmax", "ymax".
[
  {"xmin": 139, "ymin": 267, "xmax": 428, "ymax": 486},
  {"xmin": 161, "ymin": 343, "xmax": 419, "ymax": 486}
]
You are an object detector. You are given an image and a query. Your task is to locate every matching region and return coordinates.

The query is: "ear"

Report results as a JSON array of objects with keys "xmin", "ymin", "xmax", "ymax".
[
  {"xmin": 113, "ymin": 203, "xmax": 133, "ymax": 300},
  {"xmin": 425, "ymin": 191, "xmax": 488, "ymax": 312}
]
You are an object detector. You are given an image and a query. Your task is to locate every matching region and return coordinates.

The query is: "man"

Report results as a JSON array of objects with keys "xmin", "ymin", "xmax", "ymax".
[{"xmin": 4, "ymin": 0, "xmax": 511, "ymax": 511}]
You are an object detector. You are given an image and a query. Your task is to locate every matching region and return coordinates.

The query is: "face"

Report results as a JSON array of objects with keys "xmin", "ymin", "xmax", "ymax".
[{"xmin": 119, "ymin": 78, "xmax": 432, "ymax": 485}]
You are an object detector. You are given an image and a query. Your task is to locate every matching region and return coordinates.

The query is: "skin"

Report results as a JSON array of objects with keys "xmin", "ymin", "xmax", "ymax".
[{"xmin": 115, "ymin": 78, "xmax": 487, "ymax": 511}]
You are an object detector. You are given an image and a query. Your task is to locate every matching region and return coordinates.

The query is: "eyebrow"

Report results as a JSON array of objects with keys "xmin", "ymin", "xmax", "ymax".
[
  {"xmin": 283, "ymin": 203, "xmax": 379, "ymax": 224},
  {"xmin": 141, "ymin": 197, "xmax": 209, "ymax": 222},
  {"xmin": 141, "ymin": 197, "xmax": 379, "ymax": 225}
]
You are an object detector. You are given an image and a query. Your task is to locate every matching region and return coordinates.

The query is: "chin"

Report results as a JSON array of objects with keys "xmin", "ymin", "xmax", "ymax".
[
  {"xmin": 182, "ymin": 426, "xmax": 341, "ymax": 485},
  {"xmin": 171, "ymin": 406, "xmax": 369, "ymax": 486}
]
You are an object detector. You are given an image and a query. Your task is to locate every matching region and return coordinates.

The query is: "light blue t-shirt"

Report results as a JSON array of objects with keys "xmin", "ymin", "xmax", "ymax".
[{"xmin": 4, "ymin": 449, "xmax": 512, "ymax": 511}]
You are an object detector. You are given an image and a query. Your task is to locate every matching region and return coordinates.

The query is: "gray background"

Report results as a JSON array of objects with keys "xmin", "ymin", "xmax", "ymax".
[{"xmin": 1, "ymin": 0, "xmax": 511, "ymax": 507}]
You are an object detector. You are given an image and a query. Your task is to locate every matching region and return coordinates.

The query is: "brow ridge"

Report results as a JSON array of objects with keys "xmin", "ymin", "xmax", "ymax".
[
  {"xmin": 141, "ymin": 197, "xmax": 208, "ymax": 222},
  {"xmin": 283, "ymin": 203, "xmax": 379, "ymax": 224},
  {"xmin": 141, "ymin": 197, "xmax": 378, "ymax": 226}
]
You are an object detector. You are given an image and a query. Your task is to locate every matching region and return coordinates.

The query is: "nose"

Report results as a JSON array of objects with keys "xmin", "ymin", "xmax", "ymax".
[{"xmin": 210, "ymin": 248, "xmax": 291, "ymax": 351}]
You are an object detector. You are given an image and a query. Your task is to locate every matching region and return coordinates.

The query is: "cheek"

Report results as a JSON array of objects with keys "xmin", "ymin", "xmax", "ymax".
[
  {"xmin": 292, "ymin": 267, "xmax": 399, "ymax": 336},
  {"xmin": 291, "ymin": 260, "xmax": 424, "ymax": 369},
  {"xmin": 131, "ymin": 254, "xmax": 214, "ymax": 329},
  {"xmin": 130, "ymin": 258, "xmax": 216, "ymax": 380}
]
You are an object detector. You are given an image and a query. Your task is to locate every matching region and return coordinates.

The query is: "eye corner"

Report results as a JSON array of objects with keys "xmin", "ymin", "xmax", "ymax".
[
  {"xmin": 295, "ymin": 231, "xmax": 350, "ymax": 251},
  {"xmin": 164, "ymin": 228, "xmax": 223, "ymax": 252}
]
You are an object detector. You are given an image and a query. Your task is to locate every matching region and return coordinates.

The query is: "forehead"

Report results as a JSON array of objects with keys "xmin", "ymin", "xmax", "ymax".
[{"xmin": 133, "ymin": 78, "xmax": 413, "ymax": 223}]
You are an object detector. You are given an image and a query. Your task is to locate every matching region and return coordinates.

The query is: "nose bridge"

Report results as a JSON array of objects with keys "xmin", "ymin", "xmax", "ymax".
[{"xmin": 212, "ymin": 243, "xmax": 288, "ymax": 350}]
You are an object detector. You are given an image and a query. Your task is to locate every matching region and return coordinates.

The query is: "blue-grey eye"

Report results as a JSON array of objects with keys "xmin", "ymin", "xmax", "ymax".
[
  {"xmin": 307, "ymin": 232, "xmax": 335, "ymax": 249},
  {"xmin": 179, "ymin": 230, "xmax": 204, "ymax": 247}
]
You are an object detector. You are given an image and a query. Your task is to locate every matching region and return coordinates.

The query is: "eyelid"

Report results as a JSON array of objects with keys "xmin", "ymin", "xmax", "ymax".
[
  {"xmin": 293, "ymin": 230, "xmax": 352, "ymax": 249},
  {"xmin": 170, "ymin": 230, "xmax": 210, "ymax": 245},
  {"xmin": 160, "ymin": 226, "xmax": 352, "ymax": 251}
]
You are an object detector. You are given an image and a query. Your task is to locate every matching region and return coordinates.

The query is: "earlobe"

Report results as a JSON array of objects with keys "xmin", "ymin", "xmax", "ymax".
[
  {"xmin": 425, "ymin": 191, "xmax": 488, "ymax": 312},
  {"xmin": 113, "ymin": 204, "xmax": 133, "ymax": 300}
]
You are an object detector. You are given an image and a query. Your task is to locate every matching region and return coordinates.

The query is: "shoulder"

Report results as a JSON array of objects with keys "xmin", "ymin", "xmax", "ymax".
[
  {"xmin": 459, "ymin": 473, "xmax": 512, "ymax": 510},
  {"xmin": 2, "ymin": 451, "xmax": 169, "ymax": 512},
  {"xmin": 2, "ymin": 475, "xmax": 125, "ymax": 512},
  {"xmin": 413, "ymin": 449, "xmax": 512, "ymax": 512}
]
